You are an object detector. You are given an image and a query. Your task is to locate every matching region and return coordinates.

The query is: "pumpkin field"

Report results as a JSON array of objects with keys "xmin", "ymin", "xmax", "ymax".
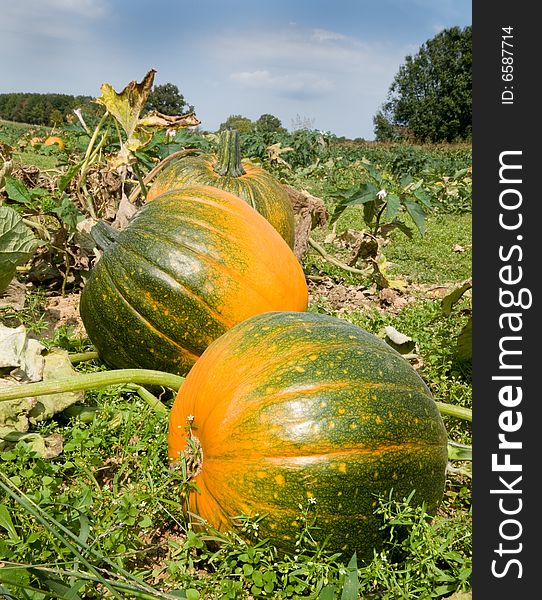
[{"xmin": 0, "ymin": 73, "xmax": 472, "ymax": 599}]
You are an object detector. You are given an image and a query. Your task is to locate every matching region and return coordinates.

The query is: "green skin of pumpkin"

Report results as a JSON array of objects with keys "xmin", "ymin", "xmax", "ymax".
[
  {"xmin": 146, "ymin": 128, "xmax": 296, "ymax": 248},
  {"xmin": 169, "ymin": 311, "xmax": 449, "ymax": 563},
  {"xmin": 79, "ymin": 187, "xmax": 307, "ymax": 376}
]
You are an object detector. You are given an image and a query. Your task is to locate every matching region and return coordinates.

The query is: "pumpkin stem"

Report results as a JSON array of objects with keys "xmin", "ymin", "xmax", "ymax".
[
  {"xmin": 91, "ymin": 221, "xmax": 120, "ymax": 251},
  {"xmin": 213, "ymin": 129, "xmax": 246, "ymax": 177}
]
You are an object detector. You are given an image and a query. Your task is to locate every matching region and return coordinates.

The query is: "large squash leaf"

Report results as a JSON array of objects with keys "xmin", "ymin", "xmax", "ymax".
[
  {"xmin": 95, "ymin": 68, "xmax": 156, "ymax": 144},
  {"xmin": 0, "ymin": 206, "xmax": 39, "ymax": 293},
  {"xmin": 95, "ymin": 69, "xmax": 200, "ymax": 166}
]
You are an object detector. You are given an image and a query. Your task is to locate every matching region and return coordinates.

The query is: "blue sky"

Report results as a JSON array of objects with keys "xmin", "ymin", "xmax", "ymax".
[{"xmin": 1, "ymin": 0, "xmax": 471, "ymax": 139}]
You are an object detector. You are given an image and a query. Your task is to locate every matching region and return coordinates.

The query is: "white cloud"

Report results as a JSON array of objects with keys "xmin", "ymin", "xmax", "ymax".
[
  {"xmin": 1, "ymin": 0, "xmax": 108, "ymax": 44},
  {"xmin": 310, "ymin": 28, "xmax": 348, "ymax": 42},
  {"xmin": 230, "ymin": 69, "xmax": 334, "ymax": 98},
  {"xmin": 207, "ymin": 26, "xmax": 365, "ymax": 72}
]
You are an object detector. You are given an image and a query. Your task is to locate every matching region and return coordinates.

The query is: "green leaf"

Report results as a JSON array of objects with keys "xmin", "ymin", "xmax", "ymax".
[
  {"xmin": 58, "ymin": 160, "xmax": 84, "ymax": 193},
  {"xmin": 0, "ymin": 504, "xmax": 20, "ymax": 540},
  {"xmin": 385, "ymin": 194, "xmax": 401, "ymax": 221},
  {"xmin": 138, "ymin": 514, "xmax": 153, "ymax": 528},
  {"xmin": 442, "ymin": 281, "xmax": 472, "ymax": 316},
  {"xmin": 392, "ymin": 219, "xmax": 414, "ymax": 239},
  {"xmin": 403, "ymin": 199, "xmax": 427, "ymax": 236},
  {"xmin": 447, "ymin": 440, "xmax": 472, "ymax": 461},
  {"xmin": 0, "ymin": 567, "xmax": 31, "ymax": 587},
  {"xmin": 77, "ymin": 514, "xmax": 91, "ymax": 547},
  {"xmin": 400, "ymin": 174, "xmax": 413, "ymax": 187},
  {"xmin": 456, "ymin": 316, "xmax": 472, "ymax": 362},
  {"xmin": 319, "ymin": 585, "xmax": 336, "ymax": 600},
  {"xmin": 413, "ymin": 187, "xmax": 432, "ymax": 208},
  {"xmin": 0, "ymin": 206, "xmax": 39, "ymax": 293},
  {"xmin": 363, "ymin": 163, "xmax": 382, "ymax": 183},
  {"xmin": 340, "ymin": 553, "xmax": 359, "ymax": 600},
  {"xmin": 330, "ymin": 183, "xmax": 379, "ymax": 224},
  {"xmin": 3, "ymin": 175, "xmax": 32, "ymax": 204},
  {"xmin": 52, "ymin": 198, "xmax": 85, "ymax": 232}
]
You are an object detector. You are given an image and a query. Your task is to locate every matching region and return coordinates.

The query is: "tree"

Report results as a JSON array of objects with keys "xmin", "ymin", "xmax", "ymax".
[
  {"xmin": 373, "ymin": 26, "xmax": 472, "ymax": 143},
  {"xmin": 145, "ymin": 83, "xmax": 193, "ymax": 115},
  {"xmin": 255, "ymin": 113, "xmax": 284, "ymax": 133},
  {"xmin": 219, "ymin": 114, "xmax": 254, "ymax": 134}
]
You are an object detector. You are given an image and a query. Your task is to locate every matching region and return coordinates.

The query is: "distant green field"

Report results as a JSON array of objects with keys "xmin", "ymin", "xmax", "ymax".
[{"xmin": 0, "ymin": 118, "xmax": 46, "ymax": 145}]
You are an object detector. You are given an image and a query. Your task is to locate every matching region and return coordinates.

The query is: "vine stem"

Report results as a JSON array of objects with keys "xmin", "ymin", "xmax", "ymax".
[
  {"xmin": 69, "ymin": 351, "xmax": 100, "ymax": 364},
  {"xmin": 435, "ymin": 401, "xmax": 472, "ymax": 421},
  {"xmin": 128, "ymin": 148, "xmax": 201, "ymax": 203},
  {"xmin": 0, "ymin": 369, "xmax": 184, "ymax": 403},
  {"xmin": 308, "ymin": 237, "xmax": 372, "ymax": 276}
]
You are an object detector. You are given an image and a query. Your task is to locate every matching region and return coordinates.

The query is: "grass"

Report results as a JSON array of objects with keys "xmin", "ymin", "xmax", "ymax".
[
  {"xmin": 303, "ymin": 211, "xmax": 471, "ymax": 288},
  {"xmin": 384, "ymin": 213, "xmax": 472, "ymax": 283},
  {"xmin": 12, "ymin": 150, "xmax": 61, "ymax": 170},
  {"xmin": 0, "ymin": 119, "xmax": 45, "ymax": 146}
]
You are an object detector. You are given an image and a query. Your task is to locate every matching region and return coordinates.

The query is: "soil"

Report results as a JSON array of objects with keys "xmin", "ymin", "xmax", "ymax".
[
  {"xmin": 36, "ymin": 278, "xmax": 467, "ymax": 341},
  {"xmin": 42, "ymin": 293, "xmax": 86, "ymax": 339}
]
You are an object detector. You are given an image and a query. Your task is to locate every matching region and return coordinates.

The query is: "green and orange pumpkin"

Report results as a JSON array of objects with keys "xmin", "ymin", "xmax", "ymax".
[
  {"xmin": 79, "ymin": 186, "xmax": 308, "ymax": 376},
  {"xmin": 168, "ymin": 311, "xmax": 448, "ymax": 562},
  {"xmin": 146, "ymin": 128, "xmax": 295, "ymax": 248}
]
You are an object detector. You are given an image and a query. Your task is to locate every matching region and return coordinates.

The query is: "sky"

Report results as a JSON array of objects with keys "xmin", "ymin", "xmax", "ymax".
[{"xmin": 1, "ymin": 0, "xmax": 471, "ymax": 140}]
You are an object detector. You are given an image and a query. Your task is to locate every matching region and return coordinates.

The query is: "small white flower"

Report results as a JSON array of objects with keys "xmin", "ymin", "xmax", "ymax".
[
  {"xmin": 308, "ymin": 496, "xmax": 317, "ymax": 505},
  {"xmin": 377, "ymin": 189, "xmax": 387, "ymax": 200},
  {"xmin": 252, "ymin": 523, "xmax": 259, "ymax": 530},
  {"xmin": 187, "ymin": 414, "xmax": 195, "ymax": 423}
]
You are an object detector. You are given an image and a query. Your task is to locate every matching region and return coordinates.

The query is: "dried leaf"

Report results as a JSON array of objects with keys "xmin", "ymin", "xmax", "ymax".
[
  {"xmin": 3, "ymin": 432, "xmax": 64, "ymax": 459},
  {"xmin": 95, "ymin": 69, "xmax": 156, "ymax": 140},
  {"xmin": 138, "ymin": 110, "xmax": 200, "ymax": 129},
  {"xmin": 384, "ymin": 325, "xmax": 416, "ymax": 354},
  {"xmin": 75, "ymin": 217, "xmax": 100, "ymax": 251},
  {"xmin": 266, "ymin": 142, "xmax": 293, "ymax": 166},
  {"xmin": 112, "ymin": 193, "xmax": 138, "ymax": 229},
  {"xmin": 0, "ymin": 279, "xmax": 26, "ymax": 310},
  {"xmin": 0, "ymin": 324, "xmax": 45, "ymax": 382},
  {"xmin": 0, "ymin": 379, "xmax": 35, "ymax": 439},
  {"xmin": 29, "ymin": 349, "xmax": 84, "ymax": 423}
]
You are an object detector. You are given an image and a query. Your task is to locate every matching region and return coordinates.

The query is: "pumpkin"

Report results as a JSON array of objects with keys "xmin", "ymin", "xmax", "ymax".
[
  {"xmin": 43, "ymin": 136, "xmax": 65, "ymax": 151},
  {"xmin": 79, "ymin": 186, "xmax": 308, "ymax": 376},
  {"xmin": 168, "ymin": 311, "xmax": 448, "ymax": 562},
  {"xmin": 146, "ymin": 129, "xmax": 295, "ymax": 248}
]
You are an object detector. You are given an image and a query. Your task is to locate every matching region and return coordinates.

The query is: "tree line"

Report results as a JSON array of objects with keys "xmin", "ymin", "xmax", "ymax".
[
  {"xmin": 0, "ymin": 93, "xmax": 101, "ymax": 126},
  {"xmin": 0, "ymin": 83, "xmax": 193, "ymax": 128}
]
